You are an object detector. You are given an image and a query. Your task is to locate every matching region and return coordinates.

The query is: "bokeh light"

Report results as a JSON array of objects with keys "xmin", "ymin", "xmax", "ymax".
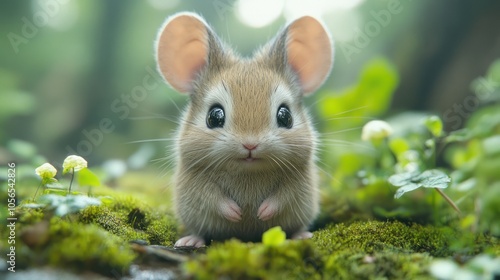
[{"xmin": 235, "ymin": 0, "xmax": 285, "ymax": 28}]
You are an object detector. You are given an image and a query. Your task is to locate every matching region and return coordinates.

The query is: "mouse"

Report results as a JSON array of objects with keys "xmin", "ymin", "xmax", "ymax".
[{"xmin": 155, "ymin": 12, "xmax": 333, "ymax": 248}]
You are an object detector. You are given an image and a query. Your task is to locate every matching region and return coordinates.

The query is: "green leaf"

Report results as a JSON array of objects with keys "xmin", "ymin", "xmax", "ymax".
[
  {"xmin": 389, "ymin": 169, "xmax": 451, "ymax": 199},
  {"xmin": 21, "ymin": 203, "xmax": 45, "ymax": 209},
  {"xmin": 7, "ymin": 139, "xmax": 37, "ymax": 160},
  {"xmin": 98, "ymin": 196, "xmax": 114, "ymax": 205},
  {"xmin": 317, "ymin": 58, "xmax": 399, "ymax": 130},
  {"xmin": 482, "ymin": 135, "xmax": 500, "ymax": 156},
  {"xmin": 389, "ymin": 138, "xmax": 410, "ymax": 157},
  {"xmin": 78, "ymin": 168, "xmax": 101, "ymax": 187},
  {"xmin": 38, "ymin": 194, "xmax": 101, "ymax": 217},
  {"xmin": 45, "ymin": 178, "xmax": 64, "ymax": 189},
  {"xmin": 262, "ymin": 226, "xmax": 286, "ymax": 247},
  {"xmin": 0, "ymin": 91, "xmax": 36, "ymax": 119},
  {"xmin": 487, "ymin": 59, "xmax": 500, "ymax": 83},
  {"xmin": 445, "ymin": 129, "xmax": 471, "ymax": 143},
  {"xmin": 424, "ymin": 116, "xmax": 443, "ymax": 137},
  {"xmin": 43, "ymin": 189, "xmax": 69, "ymax": 196}
]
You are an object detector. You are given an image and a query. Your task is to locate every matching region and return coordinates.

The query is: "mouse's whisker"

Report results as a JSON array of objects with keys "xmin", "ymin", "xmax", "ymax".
[
  {"xmin": 310, "ymin": 104, "xmax": 370, "ymax": 116},
  {"xmin": 321, "ymin": 116, "xmax": 374, "ymax": 122},
  {"xmin": 127, "ymin": 138, "xmax": 175, "ymax": 144},
  {"xmin": 319, "ymin": 127, "xmax": 362, "ymax": 136},
  {"xmin": 320, "ymin": 139, "xmax": 374, "ymax": 151},
  {"xmin": 268, "ymin": 155, "xmax": 288, "ymax": 176}
]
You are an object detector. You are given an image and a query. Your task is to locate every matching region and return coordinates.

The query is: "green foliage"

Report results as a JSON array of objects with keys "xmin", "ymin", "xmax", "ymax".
[
  {"xmin": 262, "ymin": 226, "xmax": 286, "ymax": 247},
  {"xmin": 4, "ymin": 52, "xmax": 499, "ymax": 278},
  {"xmin": 184, "ymin": 239, "xmax": 322, "ymax": 279},
  {"xmin": 441, "ymin": 72, "xmax": 500, "ymax": 235},
  {"xmin": 319, "ymin": 58, "xmax": 399, "ymax": 128},
  {"xmin": 424, "ymin": 115, "xmax": 444, "ymax": 137},
  {"xmin": 470, "ymin": 58, "xmax": 500, "ymax": 103},
  {"xmin": 38, "ymin": 194, "xmax": 101, "ymax": 217},
  {"xmin": 389, "ymin": 169, "xmax": 450, "ymax": 199},
  {"xmin": 430, "ymin": 254, "xmax": 500, "ymax": 279},
  {"xmin": 317, "ymin": 58, "xmax": 500, "ymax": 236},
  {"xmin": 0, "ymin": 154, "xmax": 178, "ymax": 276},
  {"xmin": 77, "ymin": 168, "xmax": 101, "ymax": 188}
]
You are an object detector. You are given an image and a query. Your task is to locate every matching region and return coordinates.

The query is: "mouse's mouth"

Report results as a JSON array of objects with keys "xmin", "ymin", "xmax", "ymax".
[
  {"xmin": 239, "ymin": 150, "xmax": 261, "ymax": 162},
  {"xmin": 240, "ymin": 155, "xmax": 261, "ymax": 162},
  {"xmin": 239, "ymin": 153, "xmax": 262, "ymax": 162}
]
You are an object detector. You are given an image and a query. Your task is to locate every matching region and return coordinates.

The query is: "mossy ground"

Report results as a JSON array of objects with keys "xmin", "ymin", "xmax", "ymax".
[
  {"xmin": 1, "ymin": 171, "xmax": 498, "ymax": 278},
  {"xmin": 0, "ymin": 171, "xmax": 179, "ymax": 277},
  {"xmin": 183, "ymin": 221, "xmax": 499, "ymax": 279}
]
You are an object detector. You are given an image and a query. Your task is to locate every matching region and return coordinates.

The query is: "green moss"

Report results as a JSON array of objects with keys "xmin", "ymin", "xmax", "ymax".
[
  {"xmin": 184, "ymin": 239, "xmax": 322, "ymax": 279},
  {"xmin": 79, "ymin": 196, "xmax": 178, "ymax": 246},
  {"xmin": 14, "ymin": 218, "xmax": 135, "ymax": 276},
  {"xmin": 146, "ymin": 217, "xmax": 177, "ymax": 246},
  {"xmin": 4, "ymin": 191, "xmax": 178, "ymax": 276},
  {"xmin": 79, "ymin": 205, "xmax": 147, "ymax": 241},
  {"xmin": 17, "ymin": 207, "xmax": 45, "ymax": 224},
  {"xmin": 49, "ymin": 218, "xmax": 135, "ymax": 274},
  {"xmin": 184, "ymin": 221, "xmax": 474, "ymax": 279},
  {"xmin": 324, "ymin": 250, "xmax": 432, "ymax": 280},
  {"xmin": 313, "ymin": 220, "xmax": 454, "ymax": 257}
]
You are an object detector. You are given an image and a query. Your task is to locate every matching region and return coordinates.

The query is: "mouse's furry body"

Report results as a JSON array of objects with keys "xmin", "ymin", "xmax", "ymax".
[
  {"xmin": 155, "ymin": 12, "xmax": 333, "ymax": 246},
  {"xmin": 174, "ymin": 159, "xmax": 319, "ymax": 242}
]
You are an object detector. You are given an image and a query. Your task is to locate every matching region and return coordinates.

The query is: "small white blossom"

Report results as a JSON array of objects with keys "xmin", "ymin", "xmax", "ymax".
[
  {"xmin": 361, "ymin": 120, "xmax": 393, "ymax": 141},
  {"xmin": 429, "ymin": 259, "xmax": 459, "ymax": 280},
  {"xmin": 63, "ymin": 155, "xmax": 88, "ymax": 174},
  {"xmin": 35, "ymin": 163, "xmax": 57, "ymax": 180}
]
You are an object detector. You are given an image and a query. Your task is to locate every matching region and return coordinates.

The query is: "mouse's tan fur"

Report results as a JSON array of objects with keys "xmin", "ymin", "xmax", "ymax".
[{"xmin": 155, "ymin": 12, "xmax": 333, "ymax": 247}]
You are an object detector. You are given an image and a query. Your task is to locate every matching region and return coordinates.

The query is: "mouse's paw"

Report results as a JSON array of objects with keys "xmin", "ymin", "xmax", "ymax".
[
  {"xmin": 219, "ymin": 198, "xmax": 242, "ymax": 222},
  {"xmin": 257, "ymin": 198, "xmax": 279, "ymax": 221},
  {"xmin": 174, "ymin": 235, "xmax": 205, "ymax": 248},
  {"xmin": 291, "ymin": 231, "xmax": 313, "ymax": 240}
]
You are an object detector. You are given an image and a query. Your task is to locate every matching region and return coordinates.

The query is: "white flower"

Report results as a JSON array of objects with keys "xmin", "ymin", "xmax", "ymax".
[
  {"xmin": 361, "ymin": 120, "xmax": 393, "ymax": 141},
  {"xmin": 63, "ymin": 155, "xmax": 88, "ymax": 174},
  {"xmin": 429, "ymin": 259, "xmax": 459, "ymax": 279},
  {"xmin": 35, "ymin": 163, "xmax": 57, "ymax": 180}
]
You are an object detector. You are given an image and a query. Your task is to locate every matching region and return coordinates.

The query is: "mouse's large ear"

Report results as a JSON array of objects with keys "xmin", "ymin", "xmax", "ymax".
[
  {"xmin": 155, "ymin": 13, "xmax": 223, "ymax": 93},
  {"xmin": 270, "ymin": 16, "xmax": 333, "ymax": 95}
]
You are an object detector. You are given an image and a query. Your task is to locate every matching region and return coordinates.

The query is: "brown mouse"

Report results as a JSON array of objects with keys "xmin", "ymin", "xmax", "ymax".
[{"xmin": 155, "ymin": 12, "xmax": 333, "ymax": 247}]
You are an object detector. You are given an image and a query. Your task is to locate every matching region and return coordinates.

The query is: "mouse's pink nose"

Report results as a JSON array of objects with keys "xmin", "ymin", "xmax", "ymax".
[{"xmin": 243, "ymin": 143, "xmax": 258, "ymax": 151}]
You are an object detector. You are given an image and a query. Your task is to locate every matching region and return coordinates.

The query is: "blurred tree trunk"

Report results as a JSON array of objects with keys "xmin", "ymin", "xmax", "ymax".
[
  {"xmin": 392, "ymin": 0, "xmax": 500, "ymax": 130},
  {"xmin": 62, "ymin": 0, "xmax": 130, "ymax": 156}
]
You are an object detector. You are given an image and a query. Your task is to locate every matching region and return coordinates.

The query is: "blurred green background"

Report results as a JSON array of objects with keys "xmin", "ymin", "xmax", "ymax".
[{"xmin": 1, "ymin": 0, "xmax": 499, "ymax": 169}]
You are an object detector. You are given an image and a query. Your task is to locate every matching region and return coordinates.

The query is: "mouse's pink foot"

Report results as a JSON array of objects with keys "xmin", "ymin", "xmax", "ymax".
[
  {"xmin": 174, "ymin": 235, "xmax": 205, "ymax": 248},
  {"xmin": 219, "ymin": 198, "xmax": 242, "ymax": 222},
  {"xmin": 257, "ymin": 198, "xmax": 279, "ymax": 221},
  {"xmin": 291, "ymin": 231, "xmax": 313, "ymax": 240}
]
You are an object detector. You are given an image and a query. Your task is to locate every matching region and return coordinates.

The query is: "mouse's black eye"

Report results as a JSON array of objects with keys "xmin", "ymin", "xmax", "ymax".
[
  {"xmin": 207, "ymin": 105, "xmax": 225, "ymax": 128},
  {"xmin": 277, "ymin": 105, "xmax": 293, "ymax": 129}
]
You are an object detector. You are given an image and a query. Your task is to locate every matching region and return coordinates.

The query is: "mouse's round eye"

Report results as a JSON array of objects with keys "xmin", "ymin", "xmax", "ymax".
[
  {"xmin": 207, "ymin": 105, "xmax": 225, "ymax": 128},
  {"xmin": 277, "ymin": 105, "xmax": 293, "ymax": 129}
]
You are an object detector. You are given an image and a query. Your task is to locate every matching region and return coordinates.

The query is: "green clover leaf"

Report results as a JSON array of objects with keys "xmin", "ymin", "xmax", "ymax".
[
  {"xmin": 39, "ymin": 194, "xmax": 101, "ymax": 217},
  {"xmin": 262, "ymin": 226, "xmax": 286, "ymax": 247},
  {"xmin": 389, "ymin": 169, "xmax": 451, "ymax": 199}
]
